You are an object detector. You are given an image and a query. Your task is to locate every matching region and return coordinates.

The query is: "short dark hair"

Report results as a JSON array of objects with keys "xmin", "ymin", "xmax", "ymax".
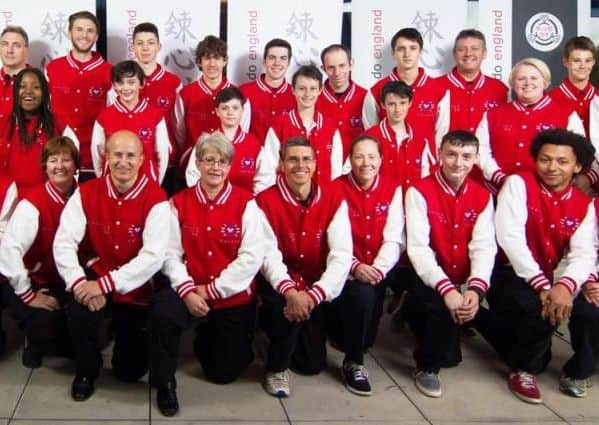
[
  {"xmin": 263, "ymin": 38, "xmax": 292, "ymax": 60},
  {"xmin": 111, "ymin": 60, "xmax": 145, "ymax": 85},
  {"xmin": 563, "ymin": 36, "xmax": 596, "ymax": 61},
  {"xmin": 68, "ymin": 11, "xmax": 100, "ymax": 33},
  {"xmin": 0, "ymin": 26, "xmax": 29, "ymax": 47},
  {"xmin": 280, "ymin": 136, "xmax": 314, "ymax": 160},
  {"xmin": 350, "ymin": 134, "xmax": 381, "ymax": 157},
  {"xmin": 195, "ymin": 35, "xmax": 227, "ymax": 64},
  {"xmin": 440, "ymin": 130, "xmax": 479, "ymax": 152},
  {"xmin": 381, "ymin": 80, "xmax": 413, "ymax": 103},
  {"xmin": 320, "ymin": 44, "xmax": 351, "ymax": 66},
  {"xmin": 133, "ymin": 22, "xmax": 160, "ymax": 41},
  {"xmin": 42, "ymin": 136, "xmax": 81, "ymax": 171},
  {"xmin": 215, "ymin": 86, "xmax": 245, "ymax": 106},
  {"xmin": 292, "ymin": 65, "xmax": 322, "ymax": 88},
  {"xmin": 530, "ymin": 129, "xmax": 595, "ymax": 170},
  {"xmin": 391, "ymin": 28, "xmax": 423, "ymax": 50},
  {"xmin": 454, "ymin": 29, "xmax": 486, "ymax": 52}
]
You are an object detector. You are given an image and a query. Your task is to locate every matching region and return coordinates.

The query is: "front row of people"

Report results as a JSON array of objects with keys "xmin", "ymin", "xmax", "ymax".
[{"xmin": 0, "ymin": 128, "xmax": 597, "ymax": 417}]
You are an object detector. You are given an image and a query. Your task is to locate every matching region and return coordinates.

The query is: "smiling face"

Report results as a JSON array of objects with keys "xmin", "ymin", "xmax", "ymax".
[
  {"xmin": 350, "ymin": 138, "xmax": 382, "ymax": 187},
  {"xmin": 45, "ymin": 151, "xmax": 76, "ymax": 187},
  {"xmin": 0, "ymin": 31, "xmax": 28, "ymax": 72},
  {"xmin": 216, "ymin": 98, "xmax": 243, "ymax": 129},
  {"xmin": 535, "ymin": 143, "xmax": 581, "ymax": 192},
  {"xmin": 199, "ymin": 54, "xmax": 226, "ymax": 83},
  {"xmin": 512, "ymin": 64, "xmax": 547, "ymax": 104},
  {"xmin": 69, "ymin": 18, "xmax": 98, "ymax": 54},
  {"xmin": 438, "ymin": 142, "xmax": 479, "ymax": 189},
  {"xmin": 19, "ymin": 71, "xmax": 42, "ymax": 116},
  {"xmin": 563, "ymin": 49, "xmax": 596, "ymax": 85},
  {"xmin": 383, "ymin": 92, "xmax": 411, "ymax": 126},
  {"xmin": 392, "ymin": 37, "xmax": 422, "ymax": 72},
  {"xmin": 293, "ymin": 75, "xmax": 322, "ymax": 110},
  {"xmin": 263, "ymin": 46, "xmax": 290, "ymax": 82},
  {"xmin": 322, "ymin": 48, "xmax": 352, "ymax": 93},
  {"xmin": 454, "ymin": 36, "xmax": 486, "ymax": 76},
  {"xmin": 106, "ymin": 131, "xmax": 144, "ymax": 189},
  {"xmin": 196, "ymin": 145, "xmax": 231, "ymax": 192},
  {"xmin": 280, "ymin": 145, "xmax": 316, "ymax": 190},
  {"xmin": 114, "ymin": 75, "xmax": 142, "ymax": 106},
  {"xmin": 133, "ymin": 32, "xmax": 161, "ymax": 66}
]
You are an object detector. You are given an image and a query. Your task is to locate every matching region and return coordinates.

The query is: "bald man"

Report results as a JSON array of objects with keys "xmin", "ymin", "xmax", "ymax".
[{"xmin": 54, "ymin": 130, "xmax": 169, "ymax": 401}]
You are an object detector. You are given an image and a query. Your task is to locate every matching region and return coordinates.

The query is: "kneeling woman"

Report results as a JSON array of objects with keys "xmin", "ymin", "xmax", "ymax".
[
  {"xmin": 150, "ymin": 133, "xmax": 264, "ymax": 416},
  {"xmin": 0, "ymin": 136, "xmax": 79, "ymax": 367}
]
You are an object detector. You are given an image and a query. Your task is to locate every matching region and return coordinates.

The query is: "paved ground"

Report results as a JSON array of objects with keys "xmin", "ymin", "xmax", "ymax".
[{"xmin": 0, "ymin": 309, "xmax": 597, "ymax": 425}]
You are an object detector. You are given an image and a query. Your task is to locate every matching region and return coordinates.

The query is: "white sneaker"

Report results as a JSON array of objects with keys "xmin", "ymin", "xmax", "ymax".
[{"xmin": 264, "ymin": 369, "xmax": 291, "ymax": 397}]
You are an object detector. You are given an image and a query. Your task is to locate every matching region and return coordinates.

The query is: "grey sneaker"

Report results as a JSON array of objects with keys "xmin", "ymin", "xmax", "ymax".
[
  {"xmin": 559, "ymin": 375, "xmax": 588, "ymax": 398},
  {"xmin": 264, "ymin": 369, "xmax": 291, "ymax": 398},
  {"xmin": 414, "ymin": 370, "xmax": 442, "ymax": 398}
]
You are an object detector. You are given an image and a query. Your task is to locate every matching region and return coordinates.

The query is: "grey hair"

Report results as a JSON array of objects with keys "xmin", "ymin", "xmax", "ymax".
[{"xmin": 194, "ymin": 132, "xmax": 234, "ymax": 163}]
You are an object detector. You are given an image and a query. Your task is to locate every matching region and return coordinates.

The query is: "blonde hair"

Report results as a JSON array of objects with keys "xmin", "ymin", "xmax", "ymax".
[
  {"xmin": 194, "ymin": 132, "xmax": 234, "ymax": 163},
  {"xmin": 509, "ymin": 57, "xmax": 551, "ymax": 89}
]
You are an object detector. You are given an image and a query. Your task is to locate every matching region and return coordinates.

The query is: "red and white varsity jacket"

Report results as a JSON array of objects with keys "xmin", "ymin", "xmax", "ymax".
[
  {"xmin": 364, "ymin": 119, "xmax": 435, "ymax": 187},
  {"xmin": 53, "ymin": 173, "xmax": 169, "ymax": 304},
  {"xmin": 549, "ymin": 79, "xmax": 596, "ymax": 139},
  {"xmin": 496, "ymin": 172, "xmax": 596, "ymax": 294},
  {"xmin": 0, "ymin": 176, "xmax": 16, "ymax": 240},
  {"xmin": 163, "ymin": 181, "xmax": 264, "ymax": 310},
  {"xmin": 435, "ymin": 68, "xmax": 508, "ymax": 147},
  {"xmin": 406, "ymin": 170, "xmax": 496, "ymax": 296},
  {"xmin": 263, "ymin": 109, "xmax": 343, "ymax": 185},
  {"xmin": 239, "ymin": 74, "xmax": 295, "ymax": 143},
  {"xmin": 335, "ymin": 173, "xmax": 404, "ymax": 281},
  {"xmin": 46, "ymin": 52, "xmax": 112, "ymax": 173},
  {"xmin": 0, "ymin": 181, "xmax": 72, "ymax": 303},
  {"xmin": 177, "ymin": 76, "xmax": 233, "ymax": 167},
  {"xmin": 140, "ymin": 64, "xmax": 183, "ymax": 165},
  {"xmin": 316, "ymin": 80, "xmax": 367, "ymax": 159},
  {"xmin": 91, "ymin": 97, "xmax": 170, "ymax": 183},
  {"xmin": 185, "ymin": 126, "xmax": 274, "ymax": 194},
  {"xmin": 258, "ymin": 175, "xmax": 352, "ymax": 305},
  {"xmin": 476, "ymin": 95, "xmax": 585, "ymax": 188},
  {"xmin": 0, "ymin": 68, "xmax": 18, "ymax": 130},
  {"xmin": 362, "ymin": 67, "xmax": 443, "ymax": 143}
]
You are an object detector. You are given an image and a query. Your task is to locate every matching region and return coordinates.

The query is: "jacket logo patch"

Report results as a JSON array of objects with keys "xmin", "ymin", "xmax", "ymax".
[
  {"xmin": 127, "ymin": 224, "xmax": 143, "ymax": 239},
  {"xmin": 418, "ymin": 100, "xmax": 434, "ymax": 112},
  {"xmin": 89, "ymin": 86, "xmax": 104, "ymax": 97},
  {"xmin": 536, "ymin": 123, "xmax": 556, "ymax": 132},
  {"xmin": 350, "ymin": 116, "xmax": 363, "ymax": 128},
  {"xmin": 240, "ymin": 157, "xmax": 255, "ymax": 169},
  {"xmin": 484, "ymin": 100, "xmax": 500, "ymax": 110},
  {"xmin": 560, "ymin": 217, "xmax": 580, "ymax": 232},
  {"xmin": 157, "ymin": 96, "xmax": 170, "ymax": 108},
  {"xmin": 139, "ymin": 127, "xmax": 154, "ymax": 139},
  {"xmin": 220, "ymin": 223, "xmax": 241, "ymax": 239},
  {"xmin": 464, "ymin": 209, "xmax": 478, "ymax": 223},
  {"xmin": 374, "ymin": 202, "xmax": 389, "ymax": 216}
]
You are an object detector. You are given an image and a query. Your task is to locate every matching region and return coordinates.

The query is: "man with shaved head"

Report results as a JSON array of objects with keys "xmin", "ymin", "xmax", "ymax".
[{"xmin": 54, "ymin": 130, "xmax": 169, "ymax": 401}]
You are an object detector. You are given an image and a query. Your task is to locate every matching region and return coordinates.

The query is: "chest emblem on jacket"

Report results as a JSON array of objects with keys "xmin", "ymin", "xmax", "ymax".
[{"xmin": 220, "ymin": 223, "xmax": 241, "ymax": 239}]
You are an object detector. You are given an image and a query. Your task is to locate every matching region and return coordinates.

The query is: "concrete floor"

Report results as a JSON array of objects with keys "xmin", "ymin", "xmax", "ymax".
[{"xmin": 0, "ymin": 311, "xmax": 597, "ymax": 425}]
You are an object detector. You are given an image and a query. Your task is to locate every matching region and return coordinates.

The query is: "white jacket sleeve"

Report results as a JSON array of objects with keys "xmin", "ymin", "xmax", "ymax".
[
  {"xmin": 205, "ymin": 200, "xmax": 264, "ymax": 300},
  {"xmin": 62, "ymin": 126, "xmax": 80, "ymax": 150},
  {"xmin": 495, "ymin": 175, "xmax": 549, "ymax": 291},
  {"xmin": 0, "ymin": 182, "xmax": 17, "ymax": 240},
  {"xmin": 406, "ymin": 187, "xmax": 454, "ymax": 295},
  {"xmin": 53, "ymin": 189, "xmax": 88, "ymax": 290},
  {"xmin": 362, "ymin": 90, "xmax": 380, "ymax": 129},
  {"xmin": 102, "ymin": 201, "xmax": 170, "ymax": 295},
  {"xmin": 567, "ymin": 111, "xmax": 586, "ymax": 136},
  {"xmin": 466, "ymin": 195, "xmax": 497, "ymax": 293},
  {"xmin": 155, "ymin": 118, "xmax": 171, "ymax": 183},
  {"xmin": 308, "ymin": 201, "xmax": 352, "ymax": 304},
  {"xmin": 162, "ymin": 201, "xmax": 195, "ymax": 298},
  {"xmin": 330, "ymin": 129, "xmax": 344, "ymax": 180},
  {"xmin": 174, "ymin": 92, "xmax": 186, "ymax": 151},
  {"xmin": 260, "ymin": 209, "xmax": 295, "ymax": 295},
  {"xmin": 475, "ymin": 112, "xmax": 504, "ymax": 185},
  {"xmin": 435, "ymin": 90, "xmax": 450, "ymax": 151},
  {"xmin": 262, "ymin": 127, "xmax": 281, "ymax": 185},
  {"xmin": 0, "ymin": 200, "xmax": 39, "ymax": 302},
  {"xmin": 185, "ymin": 154, "xmax": 200, "ymax": 187},
  {"xmin": 240, "ymin": 99, "xmax": 251, "ymax": 133},
  {"xmin": 91, "ymin": 121, "xmax": 106, "ymax": 177},
  {"xmin": 253, "ymin": 147, "xmax": 276, "ymax": 195},
  {"xmin": 590, "ymin": 96, "xmax": 599, "ymax": 160},
  {"xmin": 372, "ymin": 186, "xmax": 404, "ymax": 277}
]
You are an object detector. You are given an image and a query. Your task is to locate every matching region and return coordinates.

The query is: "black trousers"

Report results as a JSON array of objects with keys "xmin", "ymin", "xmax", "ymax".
[
  {"xmin": 0, "ymin": 283, "xmax": 69, "ymax": 353},
  {"xmin": 403, "ymin": 269, "xmax": 482, "ymax": 373},
  {"xmin": 476, "ymin": 265, "xmax": 554, "ymax": 374},
  {"xmin": 66, "ymin": 298, "xmax": 149, "ymax": 381},
  {"xmin": 326, "ymin": 279, "xmax": 380, "ymax": 364},
  {"xmin": 260, "ymin": 282, "xmax": 326, "ymax": 374},
  {"xmin": 563, "ymin": 293, "xmax": 599, "ymax": 379},
  {"xmin": 149, "ymin": 288, "xmax": 255, "ymax": 387}
]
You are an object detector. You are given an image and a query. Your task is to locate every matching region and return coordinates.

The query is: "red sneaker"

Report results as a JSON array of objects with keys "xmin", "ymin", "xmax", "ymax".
[{"xmin": 508, "ymin": 371, "xmax": 543, "ymax": 404}]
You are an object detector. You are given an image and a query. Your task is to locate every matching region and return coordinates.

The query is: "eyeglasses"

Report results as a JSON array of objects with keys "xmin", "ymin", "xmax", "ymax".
[{"xmin": 199, "ymin": 157, "xmax": 230, "ymax": 168}]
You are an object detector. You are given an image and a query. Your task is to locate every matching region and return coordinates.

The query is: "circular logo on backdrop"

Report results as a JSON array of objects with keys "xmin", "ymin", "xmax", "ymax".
[{"xmin": 525, "ymin": 12, "xmax": 564, "ymax": 52}]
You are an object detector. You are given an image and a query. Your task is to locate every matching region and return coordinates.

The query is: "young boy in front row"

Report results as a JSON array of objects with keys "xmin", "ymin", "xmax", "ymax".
[{"xmin": 404, "ymin": 130, "xmax": 496, "ymax": 398}]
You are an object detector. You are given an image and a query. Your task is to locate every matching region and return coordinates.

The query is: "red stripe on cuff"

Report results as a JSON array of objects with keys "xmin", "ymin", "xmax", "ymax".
[
  {"xmin": 307, "ymin": 285, "xmax": 326, "ymax": 305},
  {"xmin": 176, "ymin": 281, "xmax": 196, "ymax": 299},
  {"xmin": 435, "ymin": 279, "xmax": 456, "ymax": 296},
  {"xmin": 98, "ymin": 274, "xmax": 115, "ymax": 294},
  {"xmin": 206, "ymin": 281, "xmax": 221, "ymax": 300},
  {"xmin": 491, "ymin": 170, "xmax": 506, "ymax": 186},
  {"xmin": 556, "ymin": 277, "xmax": 576, "ymax": 294},
  {"xmin": 467, "ymin": 277, "xmax": 489, "ymax": 293},
  {"xmin": 19, "ymin": 288, "xmax": 35, "ymax": 304},
  {"xmin": 277, "ymin": 279, "xmax": 296, "ymax": 295},
  {"xmin": 71, "ymin": 276, "xmax": 86, "ymax": 291},
  {"xmin": 373, "ymin": 267, "xmax": 385, "ymax": 283},
  {"xmin": 350, "ymin": 259, "xmax": 361, "ymax": 274},
  {"xmin": 585, "ymin": 168, "xmax": 599, "ymax": 185},
  {"xmin": 529, "ymin": 273, "xmax": 550, "ymax": 291}
]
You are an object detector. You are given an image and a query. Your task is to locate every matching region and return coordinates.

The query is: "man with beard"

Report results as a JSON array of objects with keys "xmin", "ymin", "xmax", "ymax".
[{"xmin": 46, "ymin": 11, "xmax": 112, "ymax": 182}]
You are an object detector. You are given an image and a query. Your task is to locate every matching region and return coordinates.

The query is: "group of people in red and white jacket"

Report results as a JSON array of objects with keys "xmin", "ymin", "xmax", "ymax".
[{"xmin": 0, "ymin": 8, "xmax": 599, "ymax": 418}]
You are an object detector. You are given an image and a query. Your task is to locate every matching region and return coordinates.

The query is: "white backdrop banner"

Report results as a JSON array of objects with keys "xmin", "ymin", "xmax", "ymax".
[
  {"xmin": 351, "ymin": 0, "xmax": 468, "ymax": 89},
  {"xmin": 477, "ymin": 0, "xmax": 513, "ymax": 85},
  {"xmin": 106, "ymin": 0, "xmax": 220, "ymax": 84},
  {"xmin": 0, "ymin": 1, "xmax": 95, "ymax": 69},
  {"xmin": 227, "ymin": 0, "xmax": 343, "ymax": 85}
]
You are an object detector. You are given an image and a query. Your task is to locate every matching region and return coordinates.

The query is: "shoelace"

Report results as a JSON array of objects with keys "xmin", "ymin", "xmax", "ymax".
[
  {"xmin": 270, "ymin": 371, "xmax": 289, "ymax": 387},
  {"xmin": 518, "ymin": 372, "xmax": 537, "ymax": 389},
  {"xmin": 349, "ymin": 365, "xmax": 369, "ymax": 382}
]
